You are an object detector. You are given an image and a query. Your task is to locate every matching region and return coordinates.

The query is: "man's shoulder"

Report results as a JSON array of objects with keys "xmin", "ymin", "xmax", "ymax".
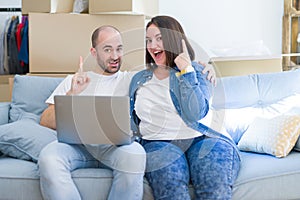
[
  {"xmin": 118, "ymin": 70, "xmax": 139, "ymax": 80},
  {"xmin": 119, "ymin": 70, "xmax": 138, "ymax": 75}
]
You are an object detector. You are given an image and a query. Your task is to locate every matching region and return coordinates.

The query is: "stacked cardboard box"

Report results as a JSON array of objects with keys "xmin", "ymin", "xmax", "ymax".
[
  {"xmin": 22, "ymin": 0, "xmax": 158, "ymax": 74},
  {"xmin": 29, "ymin": 13, "xmax": 145, "ymax": 73},
  {"xmin": 22, "ymin": 0, "xmax": 74, "ymax": 14},
  {"xmin": 89, "ymin": 0, "xmax": 158, "ymax": 18},
  {"xmin": 0, "ymin": 75, "xmax": 14, "ymax": 102},
  {"xmin": 210, "ymin": 56, "xmax": 282, "ymax": 77}
]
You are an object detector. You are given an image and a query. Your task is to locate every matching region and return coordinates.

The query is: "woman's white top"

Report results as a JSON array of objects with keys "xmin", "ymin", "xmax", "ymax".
[{"xmin": 135, "ymin": 74, "xmax": 202, "ymax": 140}]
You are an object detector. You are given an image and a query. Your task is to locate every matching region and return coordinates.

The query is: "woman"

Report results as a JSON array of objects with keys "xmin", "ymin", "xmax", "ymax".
[{"xmin": 129, "ymin": 15, "xmax": 240, "ymax": 200}]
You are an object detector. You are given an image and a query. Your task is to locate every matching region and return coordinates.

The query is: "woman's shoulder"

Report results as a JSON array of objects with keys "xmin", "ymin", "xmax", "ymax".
[{"xmin": 132, "ymin": 69, "xmax": 151, "ymax": 78}]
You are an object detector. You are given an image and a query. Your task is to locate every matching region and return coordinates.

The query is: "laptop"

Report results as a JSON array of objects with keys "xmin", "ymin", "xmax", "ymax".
[{"xmin": 54, "ymin": 95, "xmax": 134, "ymax": 145}]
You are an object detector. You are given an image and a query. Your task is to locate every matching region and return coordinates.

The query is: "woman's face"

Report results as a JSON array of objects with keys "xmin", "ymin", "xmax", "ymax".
[{"xmin": 146, "ymin": 24, "xmax": 166, "ymax": 67}]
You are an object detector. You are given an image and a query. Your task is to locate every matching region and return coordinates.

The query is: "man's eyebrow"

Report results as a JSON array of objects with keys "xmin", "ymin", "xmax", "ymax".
[
  {"xmin": 103, "ymin": 45, "xmax": 113, "ymax": 49},
  {"xmin": 102, "ymin": 44, "xmax": 123, "ymax": 49}
]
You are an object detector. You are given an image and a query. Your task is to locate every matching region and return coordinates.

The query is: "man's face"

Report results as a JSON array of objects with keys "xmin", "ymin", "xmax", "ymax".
[{"xmin": 91, "ymin": 29, "xmax": 123, "ymax": 75}]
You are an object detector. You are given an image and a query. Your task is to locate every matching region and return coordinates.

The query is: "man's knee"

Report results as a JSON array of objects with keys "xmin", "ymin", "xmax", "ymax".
[
  {"xmin": 38, "ymin": 141, "xmax": 72, "ymax": 172},
  {"xmin": 112, "ymin": 142, "xmax": 146, "ymax": 173}
]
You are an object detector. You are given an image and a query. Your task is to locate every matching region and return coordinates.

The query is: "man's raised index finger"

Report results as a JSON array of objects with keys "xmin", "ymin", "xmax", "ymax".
[{"xmin": 78, "ymin": 56, "xmax": 83, "ymax": 73}]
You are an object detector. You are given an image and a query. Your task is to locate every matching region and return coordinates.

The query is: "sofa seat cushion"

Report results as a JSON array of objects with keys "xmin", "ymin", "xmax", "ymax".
[
  {"xmin": 233, "ymin": 151, "xmax": 300, "ymax": 200},
  {"xmin": 0, "ymin": 157, "xmax": 41, "ymax": 200},
  {"xmin": 0, "ymin": 156, "xmax": 155, "ymax": 200},
  {"xmin": 1, "ymin": 150, "xmax": 300, "ymax": 200}
]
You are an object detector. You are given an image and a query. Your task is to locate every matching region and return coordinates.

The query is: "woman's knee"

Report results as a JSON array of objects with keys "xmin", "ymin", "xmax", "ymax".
[
  {"xmin": 144, "ymin": 142, "xmax": 190, "ymax": 199},
  {"xmin": 143, "ymin": 141, "xmax": 187, "ymax": 172},
  {"xmin": 143, "ymin": 141, "xmax": 189, "ymax": 183},
  {"xmin": 187, "ymin": 138, "xmax": 240, "ymax": 188}
]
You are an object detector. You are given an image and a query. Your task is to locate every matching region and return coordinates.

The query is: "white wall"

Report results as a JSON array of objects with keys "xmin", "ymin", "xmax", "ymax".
[
  {"xmin": 159, "ymin": 0, "xmax": 284, "ymax": 56},
  {"xmin": 0, "ymin": 0, "xmax": 21, "ymax": 7},
  {"xmin": 0, "ymin": 0, "xmax": 284, "ymax": 56}
]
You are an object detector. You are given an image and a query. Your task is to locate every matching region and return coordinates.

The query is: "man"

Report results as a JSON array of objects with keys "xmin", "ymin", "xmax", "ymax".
[
  {"xmin": 38, "ymin": 25, "xmax": 216, "ymax": 200},
  {"xmin": 38, "ymin": 26, "xmax": 146, "ymax": 200}
]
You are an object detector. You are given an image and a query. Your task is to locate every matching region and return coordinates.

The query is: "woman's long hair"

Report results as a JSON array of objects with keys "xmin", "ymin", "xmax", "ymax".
[{"xmin": 146, "ymin": 15, "xmax": 195, "ymax": 69}]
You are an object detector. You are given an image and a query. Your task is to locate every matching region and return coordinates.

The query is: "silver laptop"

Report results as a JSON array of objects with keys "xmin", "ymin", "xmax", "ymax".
[{"xmin": 54, "ymin": 95, "xmax": 134, "ymax": 145}]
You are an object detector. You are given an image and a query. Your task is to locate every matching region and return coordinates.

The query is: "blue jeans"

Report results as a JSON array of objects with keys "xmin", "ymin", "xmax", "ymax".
[
  {"xmin": 38, "ymin": 141, "xmax": 146, "ymax": 200},
  {"xmin": 141, "ymin": 136, "xmax": 240, "ymax": 200}
]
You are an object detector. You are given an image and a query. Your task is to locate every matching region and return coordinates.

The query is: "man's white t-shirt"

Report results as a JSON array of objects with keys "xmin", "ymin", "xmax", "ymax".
[{"xmin": 46, "ymin": 71, "xmax": 137, "ymax": 104}]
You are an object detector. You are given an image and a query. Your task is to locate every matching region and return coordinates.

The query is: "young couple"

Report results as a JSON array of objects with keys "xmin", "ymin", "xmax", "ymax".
[{"xmin": 39, "ymin": 15, "xmax": 240, "ymax": 200}]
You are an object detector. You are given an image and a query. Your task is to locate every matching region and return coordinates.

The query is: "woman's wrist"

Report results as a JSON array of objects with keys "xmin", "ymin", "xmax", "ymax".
[{"xmin": 176, "ymin": 65, "xmax": 195, "ymax": 76}]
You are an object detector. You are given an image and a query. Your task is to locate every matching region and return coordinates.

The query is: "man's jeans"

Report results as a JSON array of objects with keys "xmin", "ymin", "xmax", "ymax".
[
  {"xmin": 38, "ymin": 141, "xmax": 146, "ymax": 200},
  {"xmin": 142, "ymin": 136, "xmax": 240, "ymax": 200}
]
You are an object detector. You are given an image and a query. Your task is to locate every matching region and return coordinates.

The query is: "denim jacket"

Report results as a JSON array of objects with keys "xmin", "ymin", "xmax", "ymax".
[{"xmin": 129, "ymin": 61, "xmax": 239, "ymax": 155}]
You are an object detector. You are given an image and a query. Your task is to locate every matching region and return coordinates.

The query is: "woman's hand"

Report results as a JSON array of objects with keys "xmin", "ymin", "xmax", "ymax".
[{"xmin": 174, "ymin": 39, "xmax": 192, "ymax": 71}]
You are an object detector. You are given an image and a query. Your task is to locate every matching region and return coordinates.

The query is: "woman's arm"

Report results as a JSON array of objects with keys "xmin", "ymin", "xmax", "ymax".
[
  {"xmin": 174, "ymin": 40, "xmax": 212, "ymax": 121},
  {"xmin": 176, "ymin": 62, "xmax": 212, "ymax": 121}
]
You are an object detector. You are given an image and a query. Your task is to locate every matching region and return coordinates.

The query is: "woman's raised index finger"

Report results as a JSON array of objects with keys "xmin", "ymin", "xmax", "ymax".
[{"xmin": 181, "ymin": 39, "xmax": 189, "ymax": 55}]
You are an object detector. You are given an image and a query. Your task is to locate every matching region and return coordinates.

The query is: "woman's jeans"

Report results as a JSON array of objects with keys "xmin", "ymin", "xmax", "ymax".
[
  {"xmin": 38, "ymin": 141, "xmax": 146, "ymax": 200},
  {"xmin": 141, "ymin": 136, "xmax": 240, "ymax": 200}
]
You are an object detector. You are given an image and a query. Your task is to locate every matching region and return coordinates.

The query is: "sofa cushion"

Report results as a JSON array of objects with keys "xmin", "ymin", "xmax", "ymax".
[
  {"xmin": 0, "ymin": 102, "xmax": 10, "ymax": 125},
  {"xmin": 212, "ymin": 69, "xmax": 300, "ymax": 110},
  {"xmin": 0, "ymin": 119, "xmax": 57, "ymax": 162},
  {"xmin": 233, "ymin": 151, "xmax": 300, "ymax": 200},
  {"xmin": 9, "ymin": 75, "xmax": 63, "ymax": 123},
  {"xmin": 207, "ymin": 93, "xmax": 300, "ymax": 144},
  {"xmin": 238, "ymin": 115, "xmax": 300, "ymax": 157}
]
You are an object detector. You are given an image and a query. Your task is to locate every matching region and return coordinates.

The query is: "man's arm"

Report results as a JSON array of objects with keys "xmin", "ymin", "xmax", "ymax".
[
  {"xmin": 202, "ymin": 64, "xmax": 216, "ymax": 87},
  {"xmin": 40, "ymin": 104, "xmax": 56, "ymax": 130},
  {"xmin": 40, "ymin": 56, "xmax": 90, "ymax": 130}
]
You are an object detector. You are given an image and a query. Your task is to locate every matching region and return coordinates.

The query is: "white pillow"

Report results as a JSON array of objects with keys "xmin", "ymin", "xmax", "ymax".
[{"xmin": 238, "ymin": 115, "xmax": 300, "ymax": 158}]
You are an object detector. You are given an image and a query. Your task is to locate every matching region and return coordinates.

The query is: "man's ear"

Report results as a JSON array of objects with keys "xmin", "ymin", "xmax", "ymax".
[{"xmin": 90, "ymin": 47, "xmax": 97, "ymax": 57}]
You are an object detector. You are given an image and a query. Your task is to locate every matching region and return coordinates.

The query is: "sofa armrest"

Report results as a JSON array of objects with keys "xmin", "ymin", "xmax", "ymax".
[{"xmin": 0, "ymin": 102, "xmax": 10, "ymax": 125}]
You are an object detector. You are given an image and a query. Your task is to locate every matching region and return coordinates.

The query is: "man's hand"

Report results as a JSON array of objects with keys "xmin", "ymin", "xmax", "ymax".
[
  {"xmin": 67, "ymin": 56, "xmax": 90, "ymax": 95},
  {"xmin": 202, "ymin": 63, "xmax": 216, "ymax": 87},
  {"xmin": 197, "ymin": 61, "xmax": 216, "ymax": 87}
]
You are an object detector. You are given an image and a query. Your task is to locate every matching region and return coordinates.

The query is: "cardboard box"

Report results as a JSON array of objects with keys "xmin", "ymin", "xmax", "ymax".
[
  {"xmin": 29, "ymin": 13, "xmax": 145, "ymax": 73},
  {"xmin": 0, "ymin": 75, "xmax": 14, "ymax": 102},
  {"xmin": 210, "ymin": 56, "xmax": 282, "ymax": 77},
  {"xmin": 89, "ymin": 0, "xmax": 158, "ymax": 18},
  {"xmin": 0, "ymin": 84, "xmax": 10, "ymax": 102},
  {"xmin": 0, "ymin": 75, "xmax": 13, "ymax": 84},
  {"xmin": 22, "ymin": 0, "xmax": 73, "ymax": 14}
]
